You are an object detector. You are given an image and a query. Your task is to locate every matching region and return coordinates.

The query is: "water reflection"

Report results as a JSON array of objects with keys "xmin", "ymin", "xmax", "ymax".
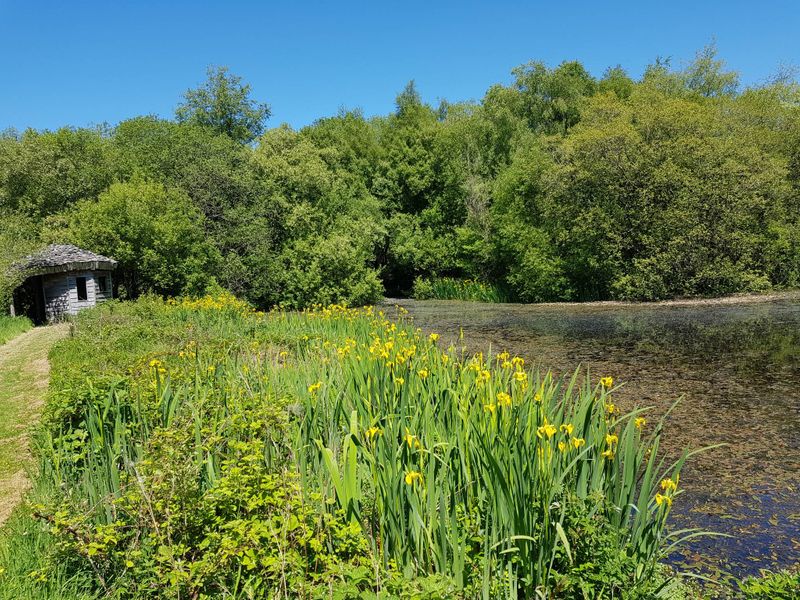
[{"xmin": 390, "ymin": 296, "xmax": 800, "ymax": 577}]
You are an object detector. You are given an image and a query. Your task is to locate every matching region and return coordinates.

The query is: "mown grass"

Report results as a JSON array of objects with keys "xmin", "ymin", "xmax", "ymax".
[
  {"xmin": 412, "ymin": 277, "xmax": 511, "ymax": 303},
  {"xmin": 0, "ymin": 315, "xmax": 32, "ymax": 346},
  {"xmin": 0, "ymin": 295, "xmax": 713, "ymax": 599}
]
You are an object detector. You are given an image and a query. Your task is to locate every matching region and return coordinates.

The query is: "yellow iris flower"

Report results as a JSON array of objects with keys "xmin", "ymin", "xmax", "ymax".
[{"xmin": 404, "ymin": 471, "xmax": 423, "ymax": 485}]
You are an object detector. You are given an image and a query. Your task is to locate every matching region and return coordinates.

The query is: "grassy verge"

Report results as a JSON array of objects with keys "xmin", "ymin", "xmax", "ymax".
[
  {"xmin": 412, "ymin": 277, "xmax": 511, "ymax": 303},
  {"xmin": 1, "ymin": 296, "xmax": 706, "ymax": 598},
  {"xmin": 0, "ymin": 316, "xmax": 33, "ymax": 345}
]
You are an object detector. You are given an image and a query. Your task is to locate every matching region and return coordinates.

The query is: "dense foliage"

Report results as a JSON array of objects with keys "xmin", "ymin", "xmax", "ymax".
[
  {"xmin": 0, "ymin": 297, "xmax": 699, "ymax": 598},
  {"xmin": 2, "ymin": 48, "xmax": 800, "ymax": 307}
]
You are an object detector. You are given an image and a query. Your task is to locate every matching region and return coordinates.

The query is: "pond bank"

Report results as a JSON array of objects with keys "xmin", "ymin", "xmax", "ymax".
[{"xmin": 387, "ymin": 289, "xmax": 800, "ymax": 310}]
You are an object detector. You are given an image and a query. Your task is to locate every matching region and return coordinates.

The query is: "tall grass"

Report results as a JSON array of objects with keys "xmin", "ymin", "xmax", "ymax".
[
  {"xmin": 413, "ymin": 277, "xmax": 511, "ymax": 303},
  {"xmin": 0, "ymin": 314, "xmax": 32, "ymax": 345},
  {"xmin": 0, "ymin": 296, "xmax": 705, "ymax": 598}
]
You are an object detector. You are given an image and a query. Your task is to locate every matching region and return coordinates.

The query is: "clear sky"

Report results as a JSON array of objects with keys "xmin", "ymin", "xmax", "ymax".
[{"xmin": 1, "ymin": 1, "xmax": 798, "ymax": 132}]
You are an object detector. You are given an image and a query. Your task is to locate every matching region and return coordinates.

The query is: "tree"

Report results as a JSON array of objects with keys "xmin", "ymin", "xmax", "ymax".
[
  {"xmin": 0, "ymin": 211, "xmax": 40, "ymax": 307},
  {"xmin": 598, "ymin": 66, "xmax": 635, "ymax": 99},
  {"xmin": 0, "ymin": 127, "xmax": 114, "ymax": 218},
  {"xmin": 511, "ymin": 60, "xmax": 597, "ymax": 134},
  {"xmin": 52, "ymin": 180, "xmax": 220, "ymax": 297},
  {"xmin": 176, "ymin": 66, "xmax": 270, "ymax": 144},
  {"xmin": 113, "ymin": 116, "xmax": 262, "ymax": 223},
  {"xmin": 548, "ymin": 89, "xmax": 789, "ymax": 300},
  {"xmin": 249, "ymin": 125, "xmax": 384, "ymax": 307},
  {"xmin": 642, "ymin": 44, "xmax": 739, "ymax": 99},
  {"xmin": 682, "ymin": 42, "xmax": 739, "ymax": 98}
]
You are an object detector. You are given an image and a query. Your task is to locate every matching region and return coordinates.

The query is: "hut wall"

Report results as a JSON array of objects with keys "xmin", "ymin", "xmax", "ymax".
[
  {"xmin": 42, "ymin": 273, "xmax": 71, "ymax": 321},
  {"xmin": 42, "ymin": 270, "xmax": 113, "ymax": 321}
]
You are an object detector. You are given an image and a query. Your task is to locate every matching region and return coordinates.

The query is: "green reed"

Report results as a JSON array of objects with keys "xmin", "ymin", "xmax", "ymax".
[{"xmin": 413, "ymin": 277, "xmax": 511, "ymax": 303}]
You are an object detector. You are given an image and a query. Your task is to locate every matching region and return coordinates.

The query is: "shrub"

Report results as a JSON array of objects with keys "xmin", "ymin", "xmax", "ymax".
[{"xmin": 50, "ymin": 179, "xmax": 220, "ymax": 298}]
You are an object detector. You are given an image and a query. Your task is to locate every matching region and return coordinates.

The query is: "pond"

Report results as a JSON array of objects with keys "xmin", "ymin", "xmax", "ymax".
[{"xmin": 389, "ymin": 294, "xmax": 800, "ymax": 580}]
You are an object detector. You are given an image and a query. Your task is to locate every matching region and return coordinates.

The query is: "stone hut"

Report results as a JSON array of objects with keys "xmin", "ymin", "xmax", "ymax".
[{"xmin": 10, "ymin": 244, "xmax": 117, "ymax": 324}]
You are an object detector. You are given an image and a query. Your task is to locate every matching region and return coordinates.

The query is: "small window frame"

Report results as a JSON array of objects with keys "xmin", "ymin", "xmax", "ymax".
[
  {"xmin": 98, "ymin": 276, "xmax": 108, "ymax": 294},
  {"xmin": 76, "ymin": 277, "xmax": 88, "ymax": 301}
]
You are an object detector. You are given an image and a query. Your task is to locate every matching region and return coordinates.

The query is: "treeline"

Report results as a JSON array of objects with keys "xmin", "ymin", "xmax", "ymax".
[{"xmin": 2, "ymin": 45, "xmax": 800, "ymax": 308}]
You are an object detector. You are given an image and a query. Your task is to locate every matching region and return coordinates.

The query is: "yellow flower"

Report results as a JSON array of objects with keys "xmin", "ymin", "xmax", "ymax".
[
  {"xmin": 417, "ymin": 369, "xmax": 429, "ymax": 379},
  {"xmin": 403, "ymin": 428, "xmax": 414, "ymax": 447},
  {"xmin": 484, "ymin": 403, "xmax": 496, "ymax": 415},
  {"xmin": 394, "ymin": 377, "xmax": 405, "ymax": 386},
  {"xmin": 660, "ymin": 477, "xmax": 678, "ymax": 493},
  {"xmin": 655, "ymin": 493, "xmax": 673, "ymax": 508},
  {"xmin": 502, "ymin": 360, "xmax": 512, "ymax": 369},
  {"xmin": 536, "ymin": 421, "xmax": 557, "ymax": 439},
  {"xmin": 149, "ymin": 358, "xmax": 162, "ymax": 368},
  {"xmin": 560, "ymin": 423, "xmax": 574, "ymax": 436},
  {"xmin": 600, "ymin": 376, "xmax": 614, "ymax": 388},
  {"xmin": 571, "ymin": 437, "xmax": 586, "ymax": 449},
  {"xmin": 497, "ymin": 351, "xmax": 510, "ymax": 362},
  {"xmin": 534, "ymin": 392, "xmax": 542, "ymax": 402},
  {"xmin": 511, "ymin": 356, "xmax": 525, "ymax": 368},
  {"xmin": 605, "ymin": 433, "xmax": 618, "ymax": 446},
  {"xmin": 365, "ymin": 426, "xmax": 382, "ymax": 442},
  {"xmin": 477, "ymin": 369, "xmax": 491, "ymax": 384},
  {"xmin": 558, "ymin": 441, "xmax": 567, "ymax": 452},
  {"xmin": 308, "ymin": 381, "xmax": 322, "ymax": 395},
  {"xmin": 404, "ymin": 428, "xmax": 421, "ymax": 450},
  {"xmin": 513, "ymin": 371, "xmax": 528, "ymax": 384},
  {"xmin": 404, "ymin": 471, "xmax": 423, "ymax": 485},
  {"xmin": 635, "ymin": 417, "xmax": 647, "ymax": 429},
  {"xmin": 429, "ymin": 333, "xmax": 440, "ymax": 342},
  {"xmin": 605, "ymin": 403, "xmax": 616, "ymax": 414},
  {"xmin": 601, "ymin": 449, "xmax": 615, "ymax": 460},
  {"xmin": 441, "ymin": 354, "xmax": 450, "ymax": 365},
  {"xmin": 497, "ymin": 392, "xmax": 512, "ymax": 407}
]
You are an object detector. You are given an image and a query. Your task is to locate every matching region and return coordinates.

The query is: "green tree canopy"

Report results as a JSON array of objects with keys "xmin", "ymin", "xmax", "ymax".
[
  {"xmin": 176, "ymin": 66, "xmax": 271, "ymax": 144},
  {"xmin": 51, "ymin": 180, "xmax": 220, "ymax": 298}
]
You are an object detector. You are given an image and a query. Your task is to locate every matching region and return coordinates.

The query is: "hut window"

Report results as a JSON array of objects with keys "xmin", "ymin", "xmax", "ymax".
[
  {"xmin": 76, "ymin": 277, "xmax": 88, "ymax": 301},
  {"xmin": 98, "ymin": 276, "xmax": 108, "ymax": 292}
]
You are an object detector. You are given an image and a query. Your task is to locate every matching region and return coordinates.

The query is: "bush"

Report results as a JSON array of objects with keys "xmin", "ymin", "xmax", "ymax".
[{"xmin": 49, "ymin": 179, "xmax": 220, "ymax": 298}]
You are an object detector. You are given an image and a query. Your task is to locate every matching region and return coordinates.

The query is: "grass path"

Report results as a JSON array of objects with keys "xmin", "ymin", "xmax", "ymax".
[{"xmin": 0, "ymin": 324, "xmax": 69, "ymax": 524}]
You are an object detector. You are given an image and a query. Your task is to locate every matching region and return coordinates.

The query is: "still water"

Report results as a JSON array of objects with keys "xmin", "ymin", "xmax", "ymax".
[{"xmin": 390, "ymin": 295, "xmax": 800, "ymax": 578}]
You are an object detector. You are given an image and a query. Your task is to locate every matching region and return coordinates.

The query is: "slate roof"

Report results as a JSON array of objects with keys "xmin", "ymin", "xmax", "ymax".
[{"xmin": 16, "ymin": 244, "xmax": 117, "ymax": 275}]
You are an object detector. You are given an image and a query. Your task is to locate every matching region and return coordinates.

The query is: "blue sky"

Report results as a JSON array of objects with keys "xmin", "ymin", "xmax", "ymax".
[{"xmin": 1, "ymin": 1, "xmax": 798, "ymax": 132}]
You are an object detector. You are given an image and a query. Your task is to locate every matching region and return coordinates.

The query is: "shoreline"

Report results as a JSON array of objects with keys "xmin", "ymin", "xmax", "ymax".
[{"xmin": 384, "ymin": 290, "xmax": 800, "ymax": 310}]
